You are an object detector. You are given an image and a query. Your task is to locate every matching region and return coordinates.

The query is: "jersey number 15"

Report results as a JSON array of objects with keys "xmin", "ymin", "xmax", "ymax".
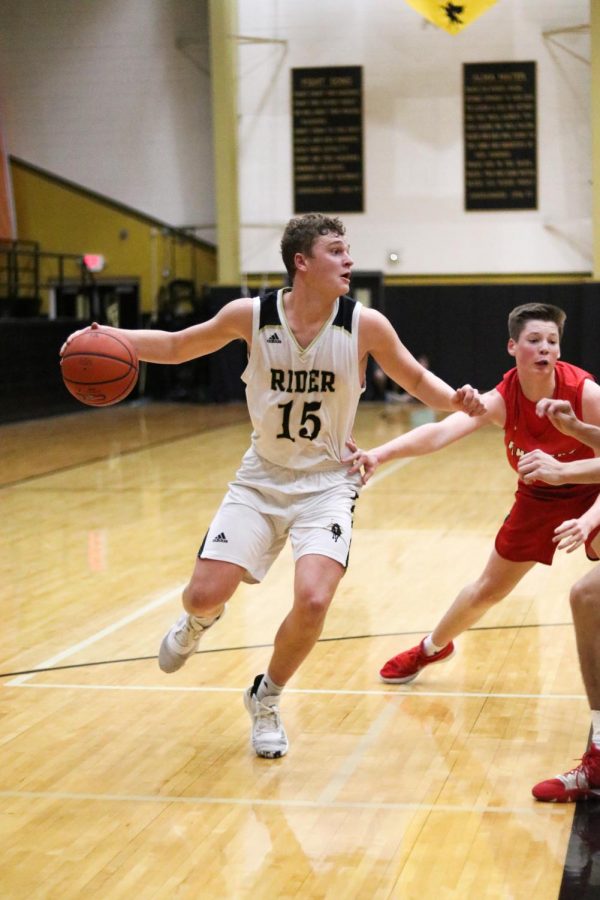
[{"xmin": 277, "ymin": 400, "xmax": 322, "ymax": 442}]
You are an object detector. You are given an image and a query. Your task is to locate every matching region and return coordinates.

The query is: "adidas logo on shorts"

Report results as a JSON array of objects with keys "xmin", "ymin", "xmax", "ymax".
[
  {"xmin": 213, "ymin": 532, "xmax": 228, "ymax": 543},
  {"xmin": 266, "ymin": 333, "xmax": 282, "ymax": 343}
]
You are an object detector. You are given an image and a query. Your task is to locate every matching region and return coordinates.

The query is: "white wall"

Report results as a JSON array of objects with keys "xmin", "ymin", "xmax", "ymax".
[
  {"xmin": 0, "ymin": 0, "xmax": 591, "ymax": 274},
  {"xmin": 237, "ymin": 0, "xmax": 591, "ymax": 276},
  {"xmin": 0, "ymin": 0, "xmax": 215, "ymax": 237}
]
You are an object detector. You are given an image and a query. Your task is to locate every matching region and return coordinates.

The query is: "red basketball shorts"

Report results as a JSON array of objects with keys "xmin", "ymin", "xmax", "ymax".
[{"xmin": 495, "ymin": 485, "xmax": 600, "ymax": 565}]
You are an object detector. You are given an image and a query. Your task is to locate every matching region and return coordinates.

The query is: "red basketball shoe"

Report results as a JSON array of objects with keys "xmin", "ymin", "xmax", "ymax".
[
  {"xmin": 532, "ymin": 744, "xmax": 600, "ymax": 802},
  {"xmin": 379, "ymin": 638, "xmax": 455, "ymax": 684}
]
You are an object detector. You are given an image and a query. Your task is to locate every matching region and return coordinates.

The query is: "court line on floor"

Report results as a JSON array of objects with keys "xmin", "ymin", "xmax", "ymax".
[
  {"xmin": 0, "ymin": 411, "xmax": 249, "ymax": 489},
  {"xmin": 363, "ymin": 457, "xmax": 414, "ymax": 488},
  {"xmin": 5, "ymin": 682, "xmax": 587, "ymax": 701},
  {"xmin": 0, "ymin": 618, "xmax": 576, "ymax": 680},
  {"xmin": 4, "ymin": 458, "xmax": 414, "ymax": 687},
  {"xmin": 0, "ymin": 787, "xmax": 559, "ymax": 817},
  {"xmin": 4, "ymin": 583, "xmax": 186, "ymax": 687},
  {"xmin": 0, "ymin": 453, "xmax": 552, "ymax": 694}
]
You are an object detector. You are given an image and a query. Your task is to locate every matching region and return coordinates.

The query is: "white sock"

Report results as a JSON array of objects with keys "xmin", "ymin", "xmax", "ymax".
[
  {"xmin": 256, "ymin": 673, "xmax": 284, "ymax": 702},
  {"xmin": 189, "ymin": 608, "xmax": 223, "ymax": 629},
  {"xmin": 422, "ymin": 634, "xmax": 444, "ymax": 656},
  {"xmin": 591, "ymin": 710, "xmax": 600, "ymax": 748}
]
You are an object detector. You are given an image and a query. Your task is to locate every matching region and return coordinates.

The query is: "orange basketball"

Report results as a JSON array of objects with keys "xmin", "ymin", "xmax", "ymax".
[{"xmin": 61, "ymin": 327, "xmax": 139, "ymax": 407}]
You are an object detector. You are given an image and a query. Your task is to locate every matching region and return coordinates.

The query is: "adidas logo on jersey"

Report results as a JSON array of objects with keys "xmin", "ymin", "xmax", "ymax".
[
  {"xmin": 213, "ymin": 532, "xmax": 228, "ymax": 543},
  {"xmin": 266, "ymin": 333, "xmax": 282, "ymax": 343}
]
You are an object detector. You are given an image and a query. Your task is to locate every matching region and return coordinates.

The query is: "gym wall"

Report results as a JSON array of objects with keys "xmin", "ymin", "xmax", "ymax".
[
  {"xmin": 10, "ymin": 158, "xmax": 217, "ymax": 315},
  {"xmin": 236, "ymin": 0, "xmax": 592, "ymax": 278}
]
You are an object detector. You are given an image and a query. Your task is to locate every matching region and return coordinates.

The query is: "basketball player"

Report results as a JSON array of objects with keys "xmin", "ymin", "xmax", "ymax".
[
  {"xmin": 518, "ymin": 405, "xmax": 600, "ymax": 801},
  {"xmin": 346, "ymin": 303, "xmax": 600, "ymax": 798},
  {"xmin": 61, "ymin": 213, "xmax": 484, "ymax": 759}
]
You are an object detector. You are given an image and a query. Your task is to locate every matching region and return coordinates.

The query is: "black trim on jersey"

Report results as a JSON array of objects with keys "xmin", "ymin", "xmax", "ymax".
[
  {"xmin": 333, "ymin": 295, "xmax": 356, "ymax": 334},
  {"xmin": 259, "ymin": 291, "xmax": 282, "ymax": 330},
  {"xmin": 260, "ymin": 290, "xmax": 355, "ymax": 333}
]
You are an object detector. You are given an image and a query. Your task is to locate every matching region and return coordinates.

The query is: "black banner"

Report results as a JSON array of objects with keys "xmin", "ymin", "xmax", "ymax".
[
  {"xmin": 464, "ymin": 61, "xmax": 537, "ymax": 211},
  {"xmin": 292, "ymin": 66, "xmax": 363, "ymax": 213}
]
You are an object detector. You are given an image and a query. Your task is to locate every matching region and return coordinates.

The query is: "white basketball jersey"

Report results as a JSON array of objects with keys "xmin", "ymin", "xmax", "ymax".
[{"xmin": 242, "ymin": 288, "xmax": 364, "ymax": 471}]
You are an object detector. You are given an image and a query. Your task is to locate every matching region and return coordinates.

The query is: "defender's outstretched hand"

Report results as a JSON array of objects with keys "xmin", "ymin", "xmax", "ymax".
[
  {"xmin": 343, "ymin": 439, "xmax": 380, "ymax": 485},
  {"xmin": 518, "ymin": 449, "xmax": 566, "ymax": 486},
  {"xmin": 451, "ymin": 385, "xmax": 486, "ymax": 417}
]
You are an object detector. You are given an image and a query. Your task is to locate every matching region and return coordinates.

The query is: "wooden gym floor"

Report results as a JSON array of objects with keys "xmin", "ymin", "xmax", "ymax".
[{"xmin": 1, "ymin": 399, "xmax": 597, "ymax": 899}]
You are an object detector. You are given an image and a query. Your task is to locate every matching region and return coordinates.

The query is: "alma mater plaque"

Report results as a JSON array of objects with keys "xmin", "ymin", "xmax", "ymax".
[{"xmin": 464, "ymin": 61, "xmax": 537, "ymax": 211}]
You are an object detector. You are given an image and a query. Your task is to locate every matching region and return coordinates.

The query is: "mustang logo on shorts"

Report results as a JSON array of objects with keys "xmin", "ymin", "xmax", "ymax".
[{"xmin": 329, "ymin": 523, "xmax": 342, "ymax": 542}]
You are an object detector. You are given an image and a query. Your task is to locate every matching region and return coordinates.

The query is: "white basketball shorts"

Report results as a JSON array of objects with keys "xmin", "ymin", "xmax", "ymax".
[{"xmin": 198, "ymin": 448, "xmax": 362, "ymax": 583}]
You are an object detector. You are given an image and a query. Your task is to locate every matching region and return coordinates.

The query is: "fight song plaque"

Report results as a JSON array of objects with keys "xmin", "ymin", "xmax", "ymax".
[
  {"xmin": 464, "ymin": 61, "xmax": 537, "ymax": 211},
  {"xmin": 292, "ymin": 66, "xmax": 364, "ymax": 213}
]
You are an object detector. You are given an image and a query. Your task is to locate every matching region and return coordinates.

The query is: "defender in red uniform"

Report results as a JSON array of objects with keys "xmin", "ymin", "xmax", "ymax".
[
  {"xmin": 494, "ymin": 360, "xmax": 599, "ymax": 565},
  {"xmin": 346, "ymin": 303, "xmax": 600, "ymax": 801}
]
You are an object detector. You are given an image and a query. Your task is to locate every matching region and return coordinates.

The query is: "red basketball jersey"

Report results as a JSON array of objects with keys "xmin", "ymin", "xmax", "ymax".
[{"xmin": 496, "ymin": 360, "xmax": 595, "ymax": 495}]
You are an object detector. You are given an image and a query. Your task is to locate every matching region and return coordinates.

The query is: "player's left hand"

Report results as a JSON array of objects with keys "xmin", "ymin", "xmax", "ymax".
[{"xmin": 451, "ymin": 385, "xmax": 486, "ymax": 417}]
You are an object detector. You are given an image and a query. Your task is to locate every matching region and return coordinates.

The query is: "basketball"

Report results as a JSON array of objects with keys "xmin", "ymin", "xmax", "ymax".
[{"xmin": 61, "ymin": 326, "xmax": 139, "ymax": 407}]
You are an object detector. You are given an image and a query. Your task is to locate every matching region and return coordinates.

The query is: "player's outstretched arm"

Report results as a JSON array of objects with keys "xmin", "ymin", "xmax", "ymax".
[
  {"xmin": 518, "ymin": 449, "xmax": 569, "ymax": 486},
  {"xmin": 60, "ymin": 298, "xmax": 253, "ymax": 364},
  {"xmin": 344, "ymin": 389, "xmax": 503, "ymax": 483},
  {"xmin": 519, "ymin": 449, "xmax": 600, "ymax": 486}
]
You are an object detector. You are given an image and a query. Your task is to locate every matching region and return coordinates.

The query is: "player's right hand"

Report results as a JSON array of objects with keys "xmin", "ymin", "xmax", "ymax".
[{"xmin": 60, "ymin": 322, "xmax": 100, "ymax": 355}]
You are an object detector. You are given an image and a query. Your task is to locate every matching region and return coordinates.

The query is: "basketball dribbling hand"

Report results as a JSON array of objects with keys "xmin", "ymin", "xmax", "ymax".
[
  {"xmin": 60, "ymin": 321, "xmax": 101, "ymax": 356},
  {"xmin": 60, "ymin": 326, "xmax": 139, "ymax": 407}
]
